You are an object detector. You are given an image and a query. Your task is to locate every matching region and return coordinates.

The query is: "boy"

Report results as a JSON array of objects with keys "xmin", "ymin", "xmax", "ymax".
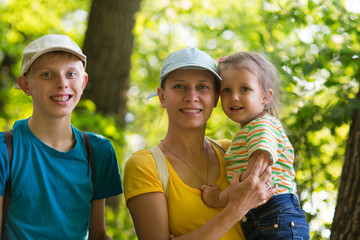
[{"xmin": 0, "ymin": 34, "xmax": 123, "ymax": 239}]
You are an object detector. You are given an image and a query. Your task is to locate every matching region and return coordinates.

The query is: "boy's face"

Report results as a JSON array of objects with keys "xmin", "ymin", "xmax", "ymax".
[{"xmin": 18, "ymin": 52, "xmax": 88, "ymax": 120}]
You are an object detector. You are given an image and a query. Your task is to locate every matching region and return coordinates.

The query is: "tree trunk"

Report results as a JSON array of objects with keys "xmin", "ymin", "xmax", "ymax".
[
  {"xmin": 82, "ymin": 0, "xmax": 141, "ymax": 210},
  {"xmin": 83, "ymin": 0, "xmax": 141, "ymax": 126},
  {"xmin": 330, "ymin": 89, "xmax": 360, "ymax": 240}
]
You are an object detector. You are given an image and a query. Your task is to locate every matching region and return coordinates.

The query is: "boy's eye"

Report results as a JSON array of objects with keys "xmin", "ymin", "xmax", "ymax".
[
  {"xmin": 67, "ymin": 72, "xmax": 77, "ymax": 78},
  {"xmin": 42, "ymin": 72, "xmax": 51, "ymax": 78},
  {"xmin": 241, "ymin": 87, "xmax": 250, "ymax": 92}
]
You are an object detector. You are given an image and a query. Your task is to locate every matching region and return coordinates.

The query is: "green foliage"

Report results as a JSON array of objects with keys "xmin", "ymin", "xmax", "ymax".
[
  {"xmin": 1, "ymin": 0, "xmax": 360, "ymax": 239},
  {"xmin": 128, "ymin": 0, "xmax": 359, "ymax": 239}
]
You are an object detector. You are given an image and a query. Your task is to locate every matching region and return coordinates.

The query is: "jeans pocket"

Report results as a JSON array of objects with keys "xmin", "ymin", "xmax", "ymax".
[
  {"xmin": 242, "ymin": 211, "xmax": 279, "ymax": 240},
  {"xmin": 278, "ymin": 207, "xmax": 310, "ymax": 240}
]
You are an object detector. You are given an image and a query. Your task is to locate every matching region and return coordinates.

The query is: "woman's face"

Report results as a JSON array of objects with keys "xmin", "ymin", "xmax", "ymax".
[{"xmin": 158, "ymin": 69, "xmax": 219, "ymax": 131}]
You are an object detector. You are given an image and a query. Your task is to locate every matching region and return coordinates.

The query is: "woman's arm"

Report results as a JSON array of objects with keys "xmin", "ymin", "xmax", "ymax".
[
  {"xmin": 127, "ymin": 192, "xmax": 170, "ymax": 240},
  {"xmin": 128, "ymin": 154, "xmax": 276, "ymax": 240}
]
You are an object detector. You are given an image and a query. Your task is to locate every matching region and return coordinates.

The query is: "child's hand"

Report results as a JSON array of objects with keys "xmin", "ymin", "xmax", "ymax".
[{"xmin": 200, "ymin": 184, "xmax": 223, "ymax": 208}]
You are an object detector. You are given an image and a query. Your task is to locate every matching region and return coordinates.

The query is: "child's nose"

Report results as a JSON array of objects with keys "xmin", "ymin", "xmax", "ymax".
[{"xmin": 232, "ymin": 93, "xmax": 239, "ymax": 101}]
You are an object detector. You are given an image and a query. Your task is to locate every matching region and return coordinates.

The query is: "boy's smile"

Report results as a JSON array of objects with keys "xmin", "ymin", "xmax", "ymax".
[{"xmin": 51, "ymin": 95, "xmax": 72, "ymax": 103}]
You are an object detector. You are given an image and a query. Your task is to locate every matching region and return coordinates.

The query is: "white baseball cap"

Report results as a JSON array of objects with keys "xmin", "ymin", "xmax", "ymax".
[
  {"xmin": 20, "ymin": 34, "xmax": 86, "ymax": 76},
  {"xmin": 147, "ymin": 48, "xmax": 221, "ymax": 99}
]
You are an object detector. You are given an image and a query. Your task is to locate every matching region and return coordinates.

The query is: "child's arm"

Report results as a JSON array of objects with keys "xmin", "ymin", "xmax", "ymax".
[
  {"xmin": 202, "ymin": 151, "xmax": 272, "ymax": 208},
  {"xmin": 241, "ymin": 150, "xmax": 271, "ymax": 182},
  {"xmin": 201, "ymin": 184, "xmax": 230, "ymax": 208},
  {"xmin": 89, "ymin": 199, "xmax": 112, "ymax": 240}
]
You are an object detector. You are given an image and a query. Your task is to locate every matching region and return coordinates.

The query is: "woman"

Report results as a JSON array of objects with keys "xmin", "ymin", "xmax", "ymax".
[{"xmin": 124, "ymin": 48, "xmax": 276, "ymax": 240}]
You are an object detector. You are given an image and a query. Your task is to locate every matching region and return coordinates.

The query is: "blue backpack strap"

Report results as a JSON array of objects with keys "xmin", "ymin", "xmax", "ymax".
[
  {"xmin": 82, "ymin": 132, "xmax": 95, "ymax": 199},
  {"xmin": 2, "ymin": 130, "xmax": 13, "ymax": 239}
]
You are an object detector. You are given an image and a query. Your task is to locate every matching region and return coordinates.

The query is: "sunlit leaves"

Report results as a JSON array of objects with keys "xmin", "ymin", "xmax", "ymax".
[{"xmin": 0, "ymin": 0, "xmax": 359, "ymax": 239}]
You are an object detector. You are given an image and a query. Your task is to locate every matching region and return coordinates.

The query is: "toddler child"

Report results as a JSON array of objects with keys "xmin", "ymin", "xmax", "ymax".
[{"xmin": 201, "ymin": 51, "xmax": 309, "ymax": 239}]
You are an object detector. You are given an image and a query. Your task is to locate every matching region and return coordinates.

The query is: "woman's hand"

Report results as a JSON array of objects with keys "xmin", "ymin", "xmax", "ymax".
[{"xmin": 227, "ymin": 154, "xmax": 277, "ymax": 221}]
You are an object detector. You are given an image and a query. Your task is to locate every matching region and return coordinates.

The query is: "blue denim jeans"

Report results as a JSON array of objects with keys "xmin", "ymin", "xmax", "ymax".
[{"xmin": 241, "ymin": 193, "xmax": 310, "ymax": 240}]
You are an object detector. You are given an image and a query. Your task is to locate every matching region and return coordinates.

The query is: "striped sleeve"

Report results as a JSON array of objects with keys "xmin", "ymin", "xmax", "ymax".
[{"xmin": 245, "ymin": 118, "xmax": 285, "ymax": 165}]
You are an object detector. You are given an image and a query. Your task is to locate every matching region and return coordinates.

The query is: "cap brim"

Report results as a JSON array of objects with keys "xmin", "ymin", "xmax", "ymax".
[
  {"xmin": 146, "ymin": 92, "xmax": 158, "ymax": 100},
  {"xmin": 160, "ymin": 63, "xmax": 222, "ymax": 82},
  {"xmin": 21, "ymin": 47, "xmax": 86, "ymax": 76}
]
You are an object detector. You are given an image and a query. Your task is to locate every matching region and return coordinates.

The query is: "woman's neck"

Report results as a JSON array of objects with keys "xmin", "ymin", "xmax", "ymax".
[{"xmin": 163, "ymin": 127, "xmax": 207, "ymax": 155}]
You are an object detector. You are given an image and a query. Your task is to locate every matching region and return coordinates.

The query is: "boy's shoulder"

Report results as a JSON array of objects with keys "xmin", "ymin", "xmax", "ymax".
[
  {"xmin": 77, "ymin": 130, "xmax": 114, "ymax": 154},
  {"xmin": 81, "ymin": 131, "xmax": 111, "ymax": 145}
]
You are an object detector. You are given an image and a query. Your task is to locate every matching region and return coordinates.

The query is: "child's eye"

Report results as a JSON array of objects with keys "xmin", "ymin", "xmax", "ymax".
[
  {"xmin": 222, "ymin": 88, "xmax": 231, "ymax": 93},
  {"xmin": 241, "ymin": 87, "xmax": 250, "ymax": 92}
]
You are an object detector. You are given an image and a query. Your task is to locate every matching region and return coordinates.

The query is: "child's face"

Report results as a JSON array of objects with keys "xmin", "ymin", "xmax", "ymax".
[
  {"xmin": 18, "ymin": 52, "xmax": 88, "ymax": 120},
  {"xmin": 220, "ymin": 67, "xmax": 270, "ymax": 126}
]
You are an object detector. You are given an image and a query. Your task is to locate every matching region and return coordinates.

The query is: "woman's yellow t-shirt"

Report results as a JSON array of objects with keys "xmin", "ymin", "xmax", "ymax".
[{"xmin": 124, "ymin": 139, "xmax": 245, "ymax": 239}]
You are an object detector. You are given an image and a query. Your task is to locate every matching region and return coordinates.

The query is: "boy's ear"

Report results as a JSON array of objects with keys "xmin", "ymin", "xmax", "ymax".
[
  {"xmin": 17, "ymin": 76, "xmax": 31, "ymax": 96},
  {"xmin": 157, "ymin": 87, "xmax": 166, "ymax": 108},
  {"xmin": 262, "ymin": 89, "xmax": 273, "ymax": 105},
  {"xmin": 82, "ymin": 73, "xmax": 89, "ymax": 90}
]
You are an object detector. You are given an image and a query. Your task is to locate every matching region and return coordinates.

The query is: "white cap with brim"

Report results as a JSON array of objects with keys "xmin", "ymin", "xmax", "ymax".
[
  {"xmin": 146, "ymin": 48, "xmax": 222, "ymax": 99},
  {"xmin": 20, "ymin": 34, "xmax": 86, "ymax": 77}
]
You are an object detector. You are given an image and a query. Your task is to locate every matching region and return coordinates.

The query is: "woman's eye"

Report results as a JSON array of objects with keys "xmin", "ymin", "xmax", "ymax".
[
  {"xmin": 199, "ymin": 85, "xmax": 209, "ymax": 90},
  {"xmin": 174, "ymin": 84, "xmax": 184, "ymax": 89}
]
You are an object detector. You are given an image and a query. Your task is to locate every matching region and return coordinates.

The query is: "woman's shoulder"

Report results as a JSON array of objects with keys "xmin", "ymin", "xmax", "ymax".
[
  {"xmin": 207, "ymin": 137, "xmax": 231, "ymax": 152},
  {"xmin": 125, "ymin": 149, "xmax": 156, "ymax": 170}
]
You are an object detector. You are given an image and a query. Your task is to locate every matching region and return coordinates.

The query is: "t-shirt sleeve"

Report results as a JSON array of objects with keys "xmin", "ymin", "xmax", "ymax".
[
  {"xmin": 0, "ymin": 133, "xmax": 9, "ymax": 196},
  {"xmin": 215, "ymin": 139, "xmax": 232, "ymax": 153},
  {"xmin": 123, "ymin": 150, "xmax": 164, "ymax": 203},
  {"xmin": 88, "ymin": 133, "xmax": 123, "ymax": 200},
  {"xmin": 246, "ymin": 119, "xmax": 285, "ymax": 165}
]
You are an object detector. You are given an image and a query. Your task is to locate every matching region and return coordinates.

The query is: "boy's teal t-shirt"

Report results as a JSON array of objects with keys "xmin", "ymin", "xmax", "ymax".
[{"xmin": 0, "ymin": 119, "xmax": 123, "ymax": 239}]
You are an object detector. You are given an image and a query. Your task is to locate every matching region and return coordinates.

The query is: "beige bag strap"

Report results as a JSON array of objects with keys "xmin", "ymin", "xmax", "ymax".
[
  {"xmin": 149, "ymin": 145, "xmax": 169, "ymax": 199},
  {"xmin": 205, "ymin": 137, "xmax": 226, "ymax": 155}
]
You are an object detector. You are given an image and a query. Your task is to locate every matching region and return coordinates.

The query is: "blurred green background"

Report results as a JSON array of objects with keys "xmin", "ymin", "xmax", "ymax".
[{"xmin": 1, "ymin": 0, "xmax": 360, "ymax": 239}]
